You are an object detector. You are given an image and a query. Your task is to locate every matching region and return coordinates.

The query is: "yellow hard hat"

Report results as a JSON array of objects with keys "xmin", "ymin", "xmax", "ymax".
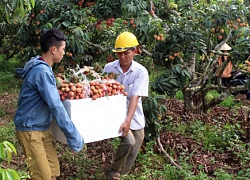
[{"xmin": 113, "ymin": 32, "xmax": 139, "ymax": 52}]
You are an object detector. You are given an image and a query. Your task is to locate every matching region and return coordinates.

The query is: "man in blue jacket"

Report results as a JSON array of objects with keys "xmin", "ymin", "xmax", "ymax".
[{"xmin": 14, "ymin": 28, "xmax": 84, "ymax": 180}]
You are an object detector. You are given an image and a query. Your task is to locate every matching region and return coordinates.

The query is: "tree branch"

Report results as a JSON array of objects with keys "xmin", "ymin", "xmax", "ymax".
[
  {"xmin": 203, "ymin": 92, "xmax": 229, "ymax": 112},
  {"xmin": 157, "ymin": 137, "xmax": 182, "ymax": 170},
  {"xmin": 214, "ymin": 29, "xmax": 233, "ymax": 51},
  {"xmin": 83, "ymin": 40, "xmax": 107, "ymax": 52},
  {"xmin": 142, "ymin": 48, "xmax": 152, "ymax": 57},
  {"xmin": 149, "ymin": 1, "xmax": 162, "ymax": 20},
  {"xmin": 164, "ymin": 1, "xmax": 180, "ymax": 18}
]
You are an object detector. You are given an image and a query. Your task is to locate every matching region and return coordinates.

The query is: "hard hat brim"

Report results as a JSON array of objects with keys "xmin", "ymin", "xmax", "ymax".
[
  {"xmin": 112, "ymin": 49, "xmax": 127, "ymax": 53},
  {"xmin": 112, "ymin": 47, "xmax": 135, "ymax": 53}
]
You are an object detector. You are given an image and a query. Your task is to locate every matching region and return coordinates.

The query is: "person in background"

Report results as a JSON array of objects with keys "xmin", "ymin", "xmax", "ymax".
[
  {"xmin": 216, "ymin": 43, "xmax": 232, "ymax": 86},
  {"xmin": 103, "ymin": 32, "xmax": 149, "ymax": 179},
  {"xmin": 14, "ymin": 28, "xmax": 84, "ymax": 180}
]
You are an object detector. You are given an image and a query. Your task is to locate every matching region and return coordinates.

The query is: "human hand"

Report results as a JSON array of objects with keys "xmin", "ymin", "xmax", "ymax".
[{"xmin": 119, "ymin": 121, "xmax": 130, "ymax": 137}]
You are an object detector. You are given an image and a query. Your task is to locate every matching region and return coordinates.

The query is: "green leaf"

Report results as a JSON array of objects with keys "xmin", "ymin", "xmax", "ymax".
[
  {"xmin": 169, "ymin": 79, "xmax": 179, "ymax": 87},
  {"xmin": 1, "ymin": 169, "xmax": 7, "ymax": 180},
  {"xmin": 30, "ymin": 0, "xmax": 35, "ymax": 8},
  {"xmin": 3, "ymin": 141, "xmax": 16, "ymax": 154},
  {"xmin": 174, "ymin": 65, "xmax": 181, "ymax": 74},
  {"xmin": 183, "ymin": 69, "xmax": 192, "ymax": 79},
  {"xmin": 0, "ymin": 143, "xmax": 4, "ymax": 159},
  {"xmin": 159, "ymin": 82, "xmax": 172, "ymax": 88},
  {"xmin": 41, "ymin": 22, "xmax": 53, "ymax": 29},
  {"xmin": 168, "ymin": 74, "xmax": 178, "ymax": 79},
  {"xmin": 56, "ymin": 77, "xmax": 62, "ymax": 88},
  {"xmin": 5, "ymin": 169, "xmax": 20, "ymax": 180},
  {"xmin": 61, "ymin": 21, "xmax": 71, "ymax": 28}
]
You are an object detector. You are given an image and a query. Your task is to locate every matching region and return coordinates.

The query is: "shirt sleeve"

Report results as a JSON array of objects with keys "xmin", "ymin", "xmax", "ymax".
[
  {"xmin": 132, "ymin": 68, "xmax": 149, "ymax": 97},
  {"xmin": 37, "ymin": 71, "xmax": 84, "ymax": 152}
]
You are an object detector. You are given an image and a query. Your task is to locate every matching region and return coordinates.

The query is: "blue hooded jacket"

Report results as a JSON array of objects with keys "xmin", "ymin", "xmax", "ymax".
[{"xmin": 14, "ymin": 55, "xmax": 84, "ymax": 152}]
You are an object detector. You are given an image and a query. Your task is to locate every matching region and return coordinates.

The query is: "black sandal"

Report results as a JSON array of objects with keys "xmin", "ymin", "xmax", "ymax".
[{"xmin": 109, "ymin": 170, "xmax": 120, "ymax": 180}]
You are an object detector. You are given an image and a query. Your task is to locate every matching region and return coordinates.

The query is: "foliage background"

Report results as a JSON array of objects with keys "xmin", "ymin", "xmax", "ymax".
[{"xmin": 0, "ymin": 0, "xmax": 250, "ymax": 179}]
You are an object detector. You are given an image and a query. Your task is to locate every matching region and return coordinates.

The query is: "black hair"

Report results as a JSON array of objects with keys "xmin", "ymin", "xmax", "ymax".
[
  {"xmin": 221, "ymin": 50, "xmax": 229, "ymax": 62},
  {"xmin": 40, "ymin": 28, "xmax": 66, "ymax": 53},
  {"xmin": 221, "ymin": 55, "xmax": 226, "ymax": 62}
]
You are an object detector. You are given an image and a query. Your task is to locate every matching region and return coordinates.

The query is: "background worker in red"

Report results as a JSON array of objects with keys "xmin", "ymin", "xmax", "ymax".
[{"xmin": 216, "ymin": 43, "xmax": 232, "ymax": 86}]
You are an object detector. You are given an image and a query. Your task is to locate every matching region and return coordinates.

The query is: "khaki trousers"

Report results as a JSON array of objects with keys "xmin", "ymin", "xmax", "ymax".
[
  {"xmin": 16, "ymin": 128, "xmax": 60, "ymax": 180},
  {"xmin": 110, "ymin": 128, "xmax": 144, "ymax": 175}
]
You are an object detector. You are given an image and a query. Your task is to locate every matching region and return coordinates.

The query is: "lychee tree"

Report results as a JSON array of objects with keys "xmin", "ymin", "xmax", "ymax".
[
  {"xmin": 0, "ymin": 0, "xmax": 35, "ymax": 59},
  {"xmin": 2, "ymin": 0, "xmax": 250, "ymax": 170},
  {"xmin": 0, "ymin": 0, "xmax": 35, "ymax": 22},
  {"xmin": 151, "ymin": 0, "xmax": 250, "ymax": 112},
  {"xmin": 3, "ymin": 0, "xmax": 250, "ymax": 111},
  {"xmin": 13, "ymin": 0, "xmax": 164, "ymax": 68}
]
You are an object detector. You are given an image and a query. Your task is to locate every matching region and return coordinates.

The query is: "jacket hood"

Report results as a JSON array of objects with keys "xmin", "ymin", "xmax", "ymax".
[{"xmin": 16, "ymin": 56, "xmax": 48, "ymax": 79}]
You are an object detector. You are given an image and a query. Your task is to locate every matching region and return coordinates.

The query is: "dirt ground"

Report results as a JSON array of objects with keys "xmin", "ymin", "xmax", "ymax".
[{"xmin": 0, "ymin": 93, "xmax": 249, "ymax": 179}]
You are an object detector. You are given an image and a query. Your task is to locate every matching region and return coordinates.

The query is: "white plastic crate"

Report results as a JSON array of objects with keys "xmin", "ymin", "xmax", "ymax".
[{"xmin": 51, "ymin": 95, "xmax": 127, "ymax": 144}]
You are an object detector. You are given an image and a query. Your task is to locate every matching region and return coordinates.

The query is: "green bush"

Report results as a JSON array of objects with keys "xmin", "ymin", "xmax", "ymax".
[
  {"xmin": 0, "ymin": 56, "xmax": 22, "ymax": 93},
  {"xmin": 0, "ymin": 141, "xmax": 30, "ymax": 179}
]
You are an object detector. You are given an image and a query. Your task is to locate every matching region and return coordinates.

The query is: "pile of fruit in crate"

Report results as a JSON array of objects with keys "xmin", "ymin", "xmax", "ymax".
[{"xmin": 55, "ymin": 65, "xmax": 127, "ymax": 100}]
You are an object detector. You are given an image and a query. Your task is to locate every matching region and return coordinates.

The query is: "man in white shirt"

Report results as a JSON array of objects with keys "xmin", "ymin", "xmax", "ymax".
[{"xmin": 103, "ymin": 32, "xmax": 149, "ymax": 179}]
